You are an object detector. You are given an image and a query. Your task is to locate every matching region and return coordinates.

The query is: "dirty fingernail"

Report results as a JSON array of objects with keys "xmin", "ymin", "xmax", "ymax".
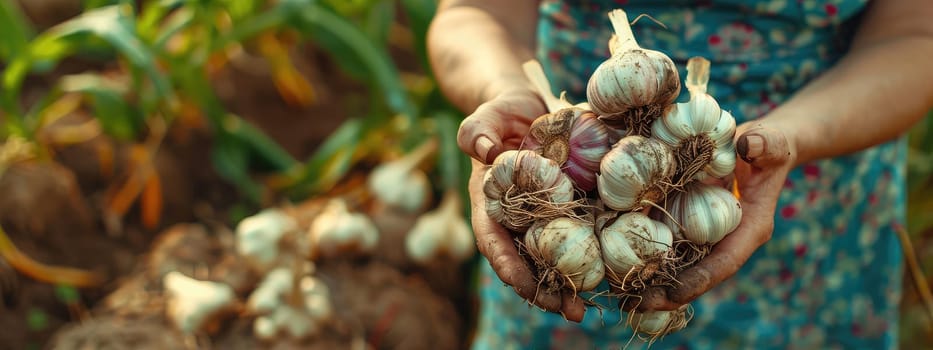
[
  {"xmin": 476, "ymin": 136, "xmax": 495, "ymax": 163},
  {"xmin": 738, "ymin": 134, "xmax": 763, "ymax": 161}
]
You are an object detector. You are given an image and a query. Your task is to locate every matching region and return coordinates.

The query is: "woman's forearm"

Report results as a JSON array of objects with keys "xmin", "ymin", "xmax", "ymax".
[
  {"xmin": 761, "ymin": 0, "xmax": 933, "ymax": 166},
  {"xmin": 427, "ymin": 0, "xmax": 541, "ymax": 113}
]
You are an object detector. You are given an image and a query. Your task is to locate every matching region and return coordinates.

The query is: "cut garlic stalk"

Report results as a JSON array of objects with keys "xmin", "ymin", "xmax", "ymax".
[
  {"xmin": 522, "ymin": 59, "xmax": 591, "ymax": 112},
  {"xmin": 235, "ymin": 209, "xmax": 298, "ymax": 272},
  {"xmin": 586, "ymin": 9, "xmax": 681, "ymax": 135},
  {"xmin": 597, "ymin": 136, "xmax": 676, "ymax": 211},
  {"xmin": 483, "ymin": 150, "xmax": 579, "ymax": 232},
  {"xmin": 524, "ymin": 217, "xmax": 605, "ymax": 293},
  {"xmin": 307, "ymin": 198, "xmax": 380, "ymax": 260},
  {"xmin": 652, "ymin": 57, "xmax": 737, "ymax": 183},
  {"xmin": 405, "ymin": 190, "xmax": 476, "ymax": 265},
  {"xmin": 598, "ymin": 212, "xmax": 673, "ymax": 289},
  {"xmin": 661, "ymin": 183, "xmax": 742, "ymax": 245},
  {"xmin": 163, "ymin": 271, "xmax": 237, "ymax": 334},
  {"xmin": 367, "ymin": 138, "xmax": 437, "ymax": 213}
]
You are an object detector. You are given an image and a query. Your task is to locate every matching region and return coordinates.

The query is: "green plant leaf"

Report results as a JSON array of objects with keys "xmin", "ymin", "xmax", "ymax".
[
  {"xmin": 364, "ymin": 0, "xmax": 394, "ymax": 47},
  {"xmin": 287, "ymin": 2, "xmax": 418, "ymax": 120},
  {"xmin": 287, "ymin": 117, "xmax": 364, "ymax": 199},
  {"xmin": 399, "ymin": 0, "xmax": 436, "ymax": 74},
  {"xmin": 59, "ymin": 74, "xmax": 142, "ymax": 140},
  {"xmin": 212, "ymin": 132, "xmax": 261, "ymax": 202},
  {"xmin": 223, "ymin": 115, "xmax": 298, "ymax": 172},
  {"xmin": 0, "ymin": 0, "xmax": 34, "ymax": 62},
  {"xmin": 434, "ymin": 111, "xmax": 467, "ymax": 191},
  {"xmin": 4, "ymin": 5, "xmax": 171, "ymax": 117}
]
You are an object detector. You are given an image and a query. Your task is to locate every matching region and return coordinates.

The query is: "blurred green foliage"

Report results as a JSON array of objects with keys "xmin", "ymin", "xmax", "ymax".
[{"xmin": 0, "ymin": 0, "xmax": 468, "ymax": 208}]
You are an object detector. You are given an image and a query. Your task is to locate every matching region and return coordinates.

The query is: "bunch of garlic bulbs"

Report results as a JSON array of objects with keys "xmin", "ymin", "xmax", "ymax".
[{"xmin": 478, "ymin": 8, "xmax": 744, "ymax": 341}]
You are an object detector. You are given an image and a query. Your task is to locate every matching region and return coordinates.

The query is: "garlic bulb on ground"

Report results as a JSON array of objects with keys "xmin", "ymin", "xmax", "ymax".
[
  {"xmin": 307, "ymin": 198, "xmax": 379, "ymax": 260},
  {"xmin": 598, "ymin": 212, "xmax": 674, "ymax": 291},
  {"xmin": 246, "ymin": 267, "xmax": 293, "ymax": 314},
  {"xmin": 235, "ymin": 209, "xmax": 298, "ymax": 272},
  {"xmin": 483, "ymin": 150, "xmax": 580, "ymax": 232},
  {"xmin": 652, "ymin": 57, "xmax": 737, "ymax": 184},
  {"xmin": 163, "ymin": 271, "xmax": 237, "ymax": 335},
  {"xmin": 405, "ymin": 190, "xmax": 476, "ymax": 265},
  {"xmin": 660, "ymin": 183, "xmax": 742, "ymax": 245},
  {"xmin": 367, "ymin": 138, "xmax": 437, "ymax": 213},
  {"xmin": 524, "ymin": 217, "xmax": 605, "ymax": 293},
  {"xmin": 597, "ymin": 136, "xmax": 677, "ymax": 212},
  {"xmin": 627, "ymin": 304, "xmax": 692, "ymax": 341},
  {"xmin": 586, "ymin": 9, "xmax": 681, "ymax": 136}
]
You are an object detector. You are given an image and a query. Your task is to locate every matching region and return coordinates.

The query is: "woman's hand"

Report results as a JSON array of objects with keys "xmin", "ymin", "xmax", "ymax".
[
  {"xmin": 626, "ymin": 122, "xmax": 796, "ymax": 312},
  {"xmin": 457, "ymin": 89, "xmax": 589, "ymax": 322}
]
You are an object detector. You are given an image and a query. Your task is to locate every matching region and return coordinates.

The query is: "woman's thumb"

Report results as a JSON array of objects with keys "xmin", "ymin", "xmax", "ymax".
[
  {"xmin": 735, "ymin": 125, "xmax": 793, "ymax": 168},
  {"xmin": 457, "ymin": 106, "xmax": 505, "ymax": 164}
]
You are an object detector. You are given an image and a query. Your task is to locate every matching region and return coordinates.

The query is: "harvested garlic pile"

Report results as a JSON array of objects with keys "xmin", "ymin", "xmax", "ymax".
[{"xmin": 480, "ymin": 7, "xmax": 742, "ymax": 342}]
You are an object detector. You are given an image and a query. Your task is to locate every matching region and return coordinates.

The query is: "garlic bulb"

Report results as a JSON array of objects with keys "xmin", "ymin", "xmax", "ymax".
[
  {"xmin": 246, "ymin": 267, "xmax": 293, "ymax": 314},
  {"xmin": 367, "ymin": 139, "xmax": 437, "ymax": 213},
  {"xmin": 307, "ymin": 198, "xmax": 379, "ymax": 260},
  {"xmin": 522, "ymin": 58, "xmax": 610, "ymax": 190},
  {"xmin": 652, "ymin": 57, "xmax": 736, "ymax": 183},
  {"xmin": 524, "ymin": 217, "xmax": 605, "ymax": 293},
  {"xmin": 235, "ymin": 209, "xmax": 298, "ymax": 271},
  {"xmin": 252, "ymin": 274, "xmax": 333, "ymax": 341},
  {"xmin": 586, "ymin": 9, "xmax": 680, "ymax": 136},
  {"xmin": 597, "ymin": 136, "xmax": 676, "ymax": 211},
  {"xmin": 628, "ymin": 304, "xmax": 691, "ymax": 339},
  {"xmin": 254, "ymin": 304, "xmax": 318, "ymax": 340},
  {"xmin": 483, "ymin": 150, "xmax": 578, "ymax": 232},
  {"xmin": 598, "ymin": 212, "xmax": 673, "ymax": 288},
  {"xmin": 405, "ymin": 190, "xmax": 476, "ymax": 265},
  {"xmin": 299, "ymin": 275, "xmax": 333, "ymax": 321},
  {"xmin": 522, "ymin": 108, "xmax": 612, "ymax": 192},
  {"xmin": 661, "ymin": 183, "xmax": 742, "ymax": 245},
  {"xmin": 163, "ymin": 272, "xmax": 237, "ymax": 334}
]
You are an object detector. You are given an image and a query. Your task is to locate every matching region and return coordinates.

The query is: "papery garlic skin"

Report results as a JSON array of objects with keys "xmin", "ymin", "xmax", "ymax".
[
  {"xmin": 586, "ymin": 10, "xmax": 680, "ymax": 135},
  {"xmin": 662, "ymin": 183, "xmax": 742, "ymax": 245},
  {"xmin": 405, "ymin": 191, "xmax": 475, "ymax": 264},
  {"xmin": 308, "ymin": 199, "xmax": 379, "ymax": 259},
  {"xmin": 523, "ymin": 108, "xmax": 612, "ymax": 192},
  {"xmin": 597, "ymin": 136, "xmax": 676, "ymax": 211},
  {"xmin": 483, "ymin": 150, "xmax": 577, "ymax": 232},
  {"xmin": 235, "ymin": 209, "xmax": 297, "ymax": 271},
  {"xmin": 652, "ymin": 57, "xmax": 737, "ymax": 181},
  {"xmin": 524, "ymin": 217, "xmax": 605, "ymax": 292},
  {"xmin": 598, "ymin": 212, "xmax": 673, "ymax": 284},
  {"xmin": 163, "ymin": 272, "xmax": 236, "ymax": 334}
]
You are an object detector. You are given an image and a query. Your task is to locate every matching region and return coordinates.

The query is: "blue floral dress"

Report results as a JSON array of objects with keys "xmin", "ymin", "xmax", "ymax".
[{"xmin": 471, "ymin": 1, "xmax": 906, "ymax": 349}]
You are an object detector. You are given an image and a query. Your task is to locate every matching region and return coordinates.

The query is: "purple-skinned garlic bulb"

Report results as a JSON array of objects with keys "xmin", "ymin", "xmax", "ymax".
[{"xmin": 522, "ymin": 109, "xmax": 611, "ymax": 191}]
